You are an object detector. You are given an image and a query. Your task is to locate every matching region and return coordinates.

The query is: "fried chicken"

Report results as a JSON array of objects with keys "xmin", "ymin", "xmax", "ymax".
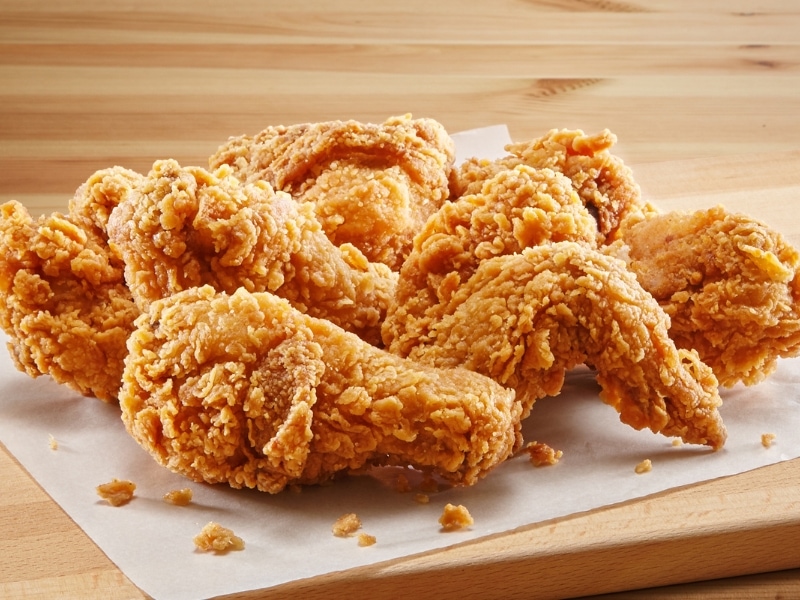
[
  {"xmin": 69, "ymin": 166, "xmax": 145, "ymax": 243},
  {"xmin": 107, "ymin": 159, "xmax": 397, "ymax": 346},
  {"xmin": 384, "ymin": 164, "xmax": 599, "ymax": 356},
  {"xmin": 386, "ymin": 242, "xmax": 726, "ymax": 449},
  {"xmin": 120, "ymin": 285, "xmax": 521, "ymax": 493},
  {"xmin": 616, "ymin": 205, "xmax": 800, "ymax": 387},
  {"xmin": 0, "ymin": 200, "xmax": 139, "ymax": 401},
  {"xmin": 209, "ymin": 114, "xmax": 455, "ymax": 270},
  {"xmin": 451, "ymin": 129, "xmax": 657, "ymax": 243}
]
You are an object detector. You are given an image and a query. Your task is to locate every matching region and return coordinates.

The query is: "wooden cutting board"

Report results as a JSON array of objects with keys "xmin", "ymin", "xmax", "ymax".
[{"xmin": 1, "ymin": 151, "xmax": 799, "ymax": 600}]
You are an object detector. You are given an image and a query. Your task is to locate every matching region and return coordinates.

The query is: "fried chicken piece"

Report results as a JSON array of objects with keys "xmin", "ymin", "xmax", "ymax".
[
  {"xmin": 384, "ymin": 164, "xmax": 599, "ymax": 356},
  {"xmin": 451, "ymin": 129, "xmax": 657, "ymax": 243},
  {"xmin": 617, "ymin": 205, "xmax": 800, "ymax": 387},
  {"xmin": 209, "ymin": 114, "xmax": 455, "ymax": 270},
  {"xmin": 119, "ymin": 285, "xmax": 521, "ymax": 493},
  {"xmin": 107, "ymin": 159, "xmax": 397, "ymax": 346},
  {"xmin": 68, "ymin": 166, "xmax": 145, "ymax": 243},
  {"xmin": 0, "ymin": 200, "xmax": 139, "ymax": 401},
  {"xmin": 387, "ymin": 242, "xmax": 726, "ymax": 449}
]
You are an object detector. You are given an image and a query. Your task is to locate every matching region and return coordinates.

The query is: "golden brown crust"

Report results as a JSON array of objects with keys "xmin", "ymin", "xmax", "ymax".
[
  {"xmin": 68, "ymin": 166, "xmax": 145, "ymax": 244},
  {"xmin": 210, "ymin": 114, "xmax": 455, "ymax": 270},
  {"xmin": 107, "ymin": 159, "xmax": 397, "ymax": 346},
  {"xmin": 386, "ymin": 242, "xmax": 727, "ymax": 449},
  {"xmin": 119, "ymin": 285, "xmax": 522, "ymax": 493},
  {"xmin": 0, "ymin": 200, "xmax": 139, "ymax": 401},
  {"xmin": 383, "ymin": 164, "xmax": 599, "ymax": 356},
  {"xmin": 452, "ymin": 129, "xmax": 657, "ymax": 243},
  {"xmin": 619, "ymin": 206, "xmax": 800, "ymax": 386}
]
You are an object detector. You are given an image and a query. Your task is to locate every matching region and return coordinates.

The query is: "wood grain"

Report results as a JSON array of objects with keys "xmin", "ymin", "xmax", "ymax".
[
  {"xmin": 1, "ymin": 1, "xmax": 800, "ymax": 598},
  {"xmin": 2, "ymin": 0, "xmax": 800, "ymax": 215}
]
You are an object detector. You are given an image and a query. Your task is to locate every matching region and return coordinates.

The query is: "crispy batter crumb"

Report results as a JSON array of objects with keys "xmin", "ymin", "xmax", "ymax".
[
  {"xmin": 332, "ymin": 513, "xmax": 362, "ymax": 537},
  {"xmin": 394, "ymin": 473, "xmax": 412, "ymax": 493},
  {"xmin": 48, "ymin": 434, "xmax": 58, "ymax": 450},
  {"xmin": 438, "ymin": 503, "xmax": 474, "ymax": 531},
  {"xmin": 193, "ymin": 522, "xmax": 245, "ymax": 553},
  {"xmin": 414, "ymin": 493, "xmax": 430, "ymax": 504},
  {"xmin": 358, "ymin": 533, "xmax": 377, "ymax": 547},
  {"xmin": 761, "ymin": 433, "xmax": 777, "ymax": 448},
  {"xmin": 96, "ymin": 478, "xmax": 136, "ymax": 506},
  {"xmin": 525, "ymin": 441, "xmax": 563, "ymax": 466},
  {"xmin": 634, "ymin": 459, "xmax": 653, "ymax": 474},
  {"xmin": 163, "ymin": 487, "xmax": 193, "ymax": 506},
  {"xmin": 671, "ymin": 439, "xmax": 683, "ymax": 447}
]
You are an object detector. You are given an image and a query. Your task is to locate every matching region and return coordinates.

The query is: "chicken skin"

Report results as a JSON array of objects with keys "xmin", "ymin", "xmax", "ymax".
[
  {"xmin": 209, "ymin": 114, "xmax": 455, "ymax": 270},
  {"xmin": 0, "ymin": 165, "xmax": 144, "ymax": 401},
  {"xmin": 120, "ymin": 285, "xmax": 522, "ymax": 493},
  {"xmin": 0, "ymin": 201, "xmax": 138, "ymax": 401},
  {"xmin": 387, "ymin": 242, "xmax": 727, "ymax": 449},
  {"xmin": 384, "ymin": 164, "xmax": 599, "ymax": 356},
  {"xmin": 451, "ymin": 128, "xmax": 657, "ymax": 243},
  {"xmin": 617, "ymin": 205, "xmax": 800, "ymax": 387},
  {"xmin": 107, "ymin": 159, "xmax": 397, "ymax": 346}
]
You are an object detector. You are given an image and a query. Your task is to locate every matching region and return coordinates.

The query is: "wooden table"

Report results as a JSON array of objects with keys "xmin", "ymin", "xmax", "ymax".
[{"xmin": 1, "ymin": 2, "xmax": 799, "ymax": 598}]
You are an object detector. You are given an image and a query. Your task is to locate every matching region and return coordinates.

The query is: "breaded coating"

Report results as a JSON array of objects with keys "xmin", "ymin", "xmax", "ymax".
[
  {"xmin": 119, "ymin": 285, "xmax": 522, "ymax": 493},
  {"xmin": 193, "ymin": 522, "xmax": 245, "ymax": 553},
  {"xmin": 384, "ymin": 164, "xmax": 599, "ymax": 356},
  {"xmin": 209, "ymin": 114, "xmax": 455, "ymax": 270},
  {"xmin": 388, "ymin": 242, "xmax": 726, "ymax": 449},
  {"xmin": 0, "ymin": 200, "xmax": 138, "ymax": 401},
  {"xmin": 452, "ymin": 129, "xmax": 657, "ymax": 243},
  {"xmin": 68, "ymin": 166, "xmax": 145, "ymax": 243},
  {"xmin": 618, "ymin": 206, "xmax": 800, "ymax": 386},
  {"xmin": 107, "ymin": 159, "xmax": 397, "ymax": 346}
]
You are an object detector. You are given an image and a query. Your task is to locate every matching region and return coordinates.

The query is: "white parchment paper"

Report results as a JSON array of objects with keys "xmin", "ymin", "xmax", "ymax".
[{"xmin": 1, "ymin": 126, "xmax": 799, "ymax": 600}]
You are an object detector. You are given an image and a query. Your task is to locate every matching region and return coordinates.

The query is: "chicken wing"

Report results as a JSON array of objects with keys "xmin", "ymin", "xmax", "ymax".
[
  {"xmin": 384, "ymin": 164, "xmax": 599, "ymax": 356},
  {"xmin": 617, "ymin": 205, "xmax": 800, "ymax": 387},
  {"xmin": 107, "ymin": 159, "xmax": 397, "ymax": 346},
  {"xmin": 388, "ymin": 242, "xmax": 726, "ymax": 449},
  {"xmin": 209, "ymin": 114, "xmax": 455, "ymax": 270},
  {"xmin": 0, "ymin": 201, "xmax": 138, "ymax": 401},
  {"xmin": 452, "ymin": 129, "xmax": 657, "ymax": 243},
  {"xmin": 120, "ymin": 285, "xmax": 522, "ymax": 493}
]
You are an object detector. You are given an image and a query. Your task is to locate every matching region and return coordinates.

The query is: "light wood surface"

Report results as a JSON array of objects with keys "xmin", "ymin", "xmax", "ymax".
[{"xmin": 2, "ymin": 1, "xmax": 800, "ymax": 598}]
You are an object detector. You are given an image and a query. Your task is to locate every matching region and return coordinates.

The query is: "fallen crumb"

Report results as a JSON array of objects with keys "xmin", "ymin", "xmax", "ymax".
[
  {"xmin": 761, "ymin": 433, "xmax": 777, "ymax": 448},
  {"xmin": 525, "ymin": 441, "xmax": 563, "ymax": 467},
  {"xmin": 96, "ymin": 478, "xmax": 136, "ymax": 506},
  {"xmin": 438, "ymin": 503, "xmax": 473, "ymax": 531},
  {"xmin": 414, "ymin": 493, "xmax": 430, "ymax": 505},
  {"xmin": 48, "ymin": 434, "xmax": 58, "ymax": 451},
  {"xmin": 357, "ymin": 533, "xmax": 377, "ymax": 547},
  {"xmin": 671, "ymin": 439, "xmax": 683, "ymax": 447},
  {"xmin": 394, "ymin": 472, "xmax": 412, "ymax": 493},
  {"xmin": 163, "ymin": 487, "xmax": 193, "ymax": 506},
  {"xmin": 634, "ymin": 459, "xmax": 653, "ymax": 474},
  {"xmin": 332, "ymin": 513, "xmax": 362, "ymax": 537},
  {"xmin": 193, "ymin": 522, "xmax": 245, "ymax": 553}
]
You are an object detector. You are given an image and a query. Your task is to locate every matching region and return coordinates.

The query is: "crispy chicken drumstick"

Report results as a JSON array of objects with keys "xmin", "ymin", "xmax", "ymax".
[{"xmin": 120, "ymin": 285, "xmax": 522, "ymax": 493}]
